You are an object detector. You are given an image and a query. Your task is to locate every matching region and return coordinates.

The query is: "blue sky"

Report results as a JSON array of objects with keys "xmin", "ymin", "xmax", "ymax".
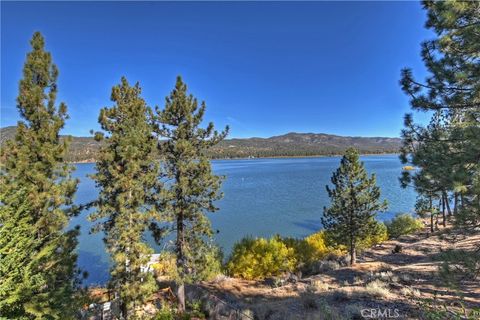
[{"xmin": 1, "ymin": 1, "xmax": 432, "ymax": 138}]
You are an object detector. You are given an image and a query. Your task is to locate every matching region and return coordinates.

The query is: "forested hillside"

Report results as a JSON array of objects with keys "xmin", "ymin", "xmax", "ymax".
[
  {"xmin": 0, "ymin": 126, "xmax": 401, "ymax": 161},
  {"xmin": 212, "ymin": 132, "xmax": 401, "ymax": 158}
]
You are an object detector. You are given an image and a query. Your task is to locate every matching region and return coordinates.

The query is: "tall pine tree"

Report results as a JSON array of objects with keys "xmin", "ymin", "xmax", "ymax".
[
  {"xmin": 154, "ymin": 76, "xmax": 228, "ymax": 311},
  {"xmin": 0, "ymin": 32, "xmax": 82, "ymax": 319},
  {"xmin": 400, "ymin": 111, "xmax": 453, "ymax": 231},
  {"xmin": 89, "ymin": 77, "xmax": 160, "ymax": 319},
  {"xmin": 321, "ymin": 148, "xmax": 387, "ymax": 265}
]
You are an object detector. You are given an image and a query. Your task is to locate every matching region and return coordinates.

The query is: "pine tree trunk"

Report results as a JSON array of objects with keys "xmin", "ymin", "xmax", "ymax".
[
  {"xmin": 121, "ymin": 302, "xmax": 128, "ymax": 320},
  {"xmin": 177, "ymin": 284, "xmax": 185, "ymax": 313},
  {"xmin": 441, "ymin": 194, "xmax": 446, "ymax": 227},
  {"xmin": 443, "ymin": 191, "xmax": 452, "ymax": 217},
  {"xmin": 454, "ymin": 193, "xmax": 458, "ymax": 215},
  {"xmin": 350, "ymin": 238, "xmax": 356, "ymax": 266},
  {"xmin": 176, "ymin": 208, "xmax": 186, "ymax": 313},
  {"xmin": 429, "ymin": 197, "xmax": 434, "ymax": 233}
]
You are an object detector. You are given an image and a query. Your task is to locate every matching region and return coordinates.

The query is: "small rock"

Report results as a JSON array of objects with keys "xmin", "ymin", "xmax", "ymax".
[{"xmin": 392, "ymin": 244, "xmax": 403, "ymax": 254}]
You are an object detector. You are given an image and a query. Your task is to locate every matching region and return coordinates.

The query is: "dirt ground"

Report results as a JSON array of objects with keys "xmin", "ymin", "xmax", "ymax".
[{"xmin": 193, "ymin": 219, "xmax": 480, "ymax": 319}]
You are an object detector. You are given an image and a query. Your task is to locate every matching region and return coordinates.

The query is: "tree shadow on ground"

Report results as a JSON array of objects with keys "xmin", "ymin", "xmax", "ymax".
[
  {"xmin": 191, "ymin": 281, "xmax": 422, "ymax": 320},
  {"xmin": 362, "ymin": 251, "xmax": 427, "ymax": 266}
]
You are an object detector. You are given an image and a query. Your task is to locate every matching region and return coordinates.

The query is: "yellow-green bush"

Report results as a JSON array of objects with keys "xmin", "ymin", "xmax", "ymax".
[
  {"xmin": 152, "ymin": 244, "xmax": 222, "ymax": 282},
  {"xmin": 225, "ymin": 225, "xmax": 390, "ymax": 280},
  {"xmin": 281, "ymin": 237, "xmax": 318, "ymax": 265},
  {"xmin": 278, "ymin": 231, "xmax": 345, "ymax": 267},
  {"xmin": 358, "ymin": 221, "xmax": 389, "ymax": 249},
  {"xmin": 226, "ymin": 236, "xmax": 296, "ymax": 280},
  {"xmin": 305, "ymin": 231, "xmax": 346, "ymax": 258},
  {"xmin": 226, "ymin": 232, "xmax": 351, "ymax": 279},
  {"xmin": 385, "ymin": 213, "xmax": 423, "ymax": 239},
  {"xmin": 304, "ymin": 232, "xmax": 328, "ymax": 259},
  {"xmin": 152, "ymin": 252, "xmax": 179, "ymax": 280}
]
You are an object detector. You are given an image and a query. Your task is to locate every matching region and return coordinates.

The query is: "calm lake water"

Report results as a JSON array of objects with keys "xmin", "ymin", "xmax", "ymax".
[{"xmin": 70, "ymin": 155, "xmax": 417, "ymax": 285}]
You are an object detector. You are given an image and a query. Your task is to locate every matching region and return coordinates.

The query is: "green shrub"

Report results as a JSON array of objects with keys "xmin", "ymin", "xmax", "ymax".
[
  {"xmin": 419, "ymin": 297, "xmax": 480, "ymax": 320},
  {"xmin": 184, "ymin": 300, "xmax": 206, "ymax": 319},
  {"xmin": 226, "ymin": 236, "xmax": 296, "ymax": 280},
  {"xmin": 153, "ymin": 301, "xmax": 207, "ymax": 320},
  {"xmin": 154, "ymin": 304, "xmax": 175, "ymax": 320},
  {"xmin": 438, "ymin": 249, "xmax": 480, "ymax": 286},
  {"xmin": 187, "ymin": 243, "xmax": 223, "ymax": 282},
  {"xmin": 385, "ymin": 213, "xmax": 423, "ymax": 238}
]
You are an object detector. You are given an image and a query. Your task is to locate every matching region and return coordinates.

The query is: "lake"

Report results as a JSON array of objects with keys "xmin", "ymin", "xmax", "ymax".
[{"xmin": 70, "ymin": 154, "xmax": 417, "ymax": 285}]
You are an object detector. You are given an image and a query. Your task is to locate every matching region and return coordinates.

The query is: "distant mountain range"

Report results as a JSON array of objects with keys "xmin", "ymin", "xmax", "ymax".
[{"xmin": 0, "ymin": 126, "xmax": 402, "ymax": 162}]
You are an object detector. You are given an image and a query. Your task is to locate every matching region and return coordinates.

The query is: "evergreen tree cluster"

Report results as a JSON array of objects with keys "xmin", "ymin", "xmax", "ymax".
[
  {"xmin": 0, "ymin": 33, "xmax": 228, "ymax": 319},
  {"xmin": 399, "ymin": 1, "xmax": 480, "ymax": 231},
  {"xmin": 399, "ymin": 0, "xmax": 480, "ymax": 289},
  {"xmin": 88, "ymin": 76, "xmax": 228, "ymax": 316}
]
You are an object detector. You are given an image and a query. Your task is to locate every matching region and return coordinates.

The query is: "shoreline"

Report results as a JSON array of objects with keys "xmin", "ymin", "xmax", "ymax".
[{"xmin": 71, "ymin": 152, "xmax": 400, "ymax": 164}]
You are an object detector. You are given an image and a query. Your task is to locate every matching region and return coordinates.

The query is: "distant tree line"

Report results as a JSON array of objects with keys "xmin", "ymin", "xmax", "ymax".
[
  {"xmin": 1, "ymin": 129, "xmax": 403, "ymax": 163},
  {"xmin": 205, "ymin": 145, "xmax": 399, "ymax": 160}
]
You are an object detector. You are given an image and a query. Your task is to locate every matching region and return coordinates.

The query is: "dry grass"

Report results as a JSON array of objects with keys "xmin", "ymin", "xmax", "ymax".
[
  {"xmin": 88, "ymin": 287, "xmax": 111, "ymax": 303},
  {"xmin": 364, "ymin": 280, "xmax": 392, "ymax": 298},
  {"xmin": 398, "ymin": 272, "xmax": 414, "ymax": 284},
  {"xmin": 400, "ymin": 286, "xmax": 421, "ymax": 298},
  {"xmin": 310, "ymin": 280, "xmax": 330, "ymax": 292}
]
